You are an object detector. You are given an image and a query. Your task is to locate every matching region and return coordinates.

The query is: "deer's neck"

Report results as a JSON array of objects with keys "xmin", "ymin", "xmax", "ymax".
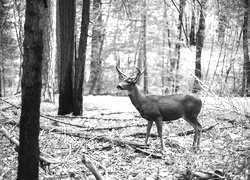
[{"xmin": 128, "ymin": 85, "xmax": 146, "ymax": 111}]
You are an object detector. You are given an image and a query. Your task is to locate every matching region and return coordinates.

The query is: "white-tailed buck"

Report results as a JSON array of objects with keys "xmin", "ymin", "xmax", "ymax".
[{"xmin": 116, "ymin": 66, "xmax": 202, "ymax": 152}]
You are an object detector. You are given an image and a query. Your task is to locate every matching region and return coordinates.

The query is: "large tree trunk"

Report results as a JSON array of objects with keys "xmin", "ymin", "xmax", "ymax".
[
  {"xmin": 73, "ymin": 0, "xmax": 90, "ymax": 115},
  {"xmin": 42, "ymin": 0, "xmax": 56, "ymax": 102},
  {"xmin": 192, "ymin": 0, "xmax": 206, "ymax": 93},
  {"xmin": 55, "ymin": 0, "xmax": 61, "ymax": 93},
  {"xmin": 88, "ymin": 0, "xmax": 103, "ymax": 95},
  {"xmin": 242, "ymin": 0, "xmax": 250, "ymax": 96},
  {"xmin": 17, "ymin": 1, "xmax": 45, "ymax": 179},
  {"xmin": 58, "ymin": 0, "xmax": 75, "ymax": 115}
]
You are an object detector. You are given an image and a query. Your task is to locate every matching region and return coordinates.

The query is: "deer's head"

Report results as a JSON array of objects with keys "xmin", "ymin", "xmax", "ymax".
[{"xmin": 116, "ymin": 66, "xmax": 144, "ymax": 91}]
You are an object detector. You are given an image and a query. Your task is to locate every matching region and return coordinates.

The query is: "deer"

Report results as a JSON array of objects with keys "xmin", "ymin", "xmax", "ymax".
[{"xmin": 116, "ymin": 66, "xmax": 202, "ymax": 152}]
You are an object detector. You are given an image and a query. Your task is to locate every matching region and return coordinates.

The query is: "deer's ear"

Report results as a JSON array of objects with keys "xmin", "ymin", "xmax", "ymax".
[
  {"xmin": 119, "ymin": 74, "xmax": 126, "ymax": 80},
  {"xmin": 130, "ymin": 76, "xmax": 138, "ymax": 83}
]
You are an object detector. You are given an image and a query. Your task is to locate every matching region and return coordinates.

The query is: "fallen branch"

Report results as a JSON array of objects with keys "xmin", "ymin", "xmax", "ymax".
[
  {"xmin": 0, "ymin": 98, "xmax": 89, "ymax": 129},
  {"xmin": 176, "ymin": 124, "xmax": 219, "ymax": 136},
  {"xmin": 0, "ymin": 125, "xmax": 60, "ymax": 167},
  {"xmin": 126, "ymin": 132, "xmax": 158, "ymax": 138},
  {"xmin": 0, "ymin": 97, "xmax": 20, "ymax": 109},
  {"xmin": 82, "ymin": 154, "xmax": 105, "ymax": 180},
  {"xmin": 135, "ymin": 148, "xmax": 162, "ymax": 159},
  {"xmin": 46, "ymin": 114, "xmax": 141, "ymax": 122},
  {"xmin": 86, "ymin": 123, "xmax": 147, "ymax": 131},
  {"xmin": 39, "ymin": 124, "xmax": 149, "ymax": 150}
]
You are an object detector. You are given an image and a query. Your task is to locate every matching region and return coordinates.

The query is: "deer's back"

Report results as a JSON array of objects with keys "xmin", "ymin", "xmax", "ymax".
[{"xmin": 144, "ymin": 94, "xmax": 202, "ymax": 121}]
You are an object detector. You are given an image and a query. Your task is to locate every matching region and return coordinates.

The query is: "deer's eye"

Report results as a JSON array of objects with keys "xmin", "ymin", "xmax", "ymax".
[{"xmin": 126, "ymin": 78, "xmax": 135, "ymax": 83}]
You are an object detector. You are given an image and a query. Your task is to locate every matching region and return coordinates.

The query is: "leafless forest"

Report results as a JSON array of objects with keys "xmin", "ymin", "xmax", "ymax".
[{"xmin": 0, "ymin": 0, "xmax": 250, "ymax": 179}]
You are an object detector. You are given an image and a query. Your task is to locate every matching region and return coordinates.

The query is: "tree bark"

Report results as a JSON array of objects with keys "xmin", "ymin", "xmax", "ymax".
[
  {"xmin": 13, "ymin": 0, "xmax": 24, "ymax": 94},
  {"xmin": 42, "ymin": 0, "xmax": 56, "ymax": 102},
  {"xmin": 0, "ymin": 66, "xmax": 2, "ymax": 97},
  {"xmin": 17, "ymin": 1, "xmax": 45, "ymax": 179},
  {"xmin": 55, "ymin": 0, "xmax": 61, "ymax": 93},
  {"xmin": 88, "ymin": 0, "xmax": 103, "ymax": 95},
  {"xmin": 242, "ymin": 0, "xmax": 250, "ymax": 96},
  {"xmin": 175, "ymin": 0, "xmax": 186, "ymax": 70},
  {"xmin": 173, "ymin": 0, "xmax": 186, "ymax": 93},
  {"xmin": 192, "ymin": 0, "xmax": 206, "ymax": 93},
  {"xmin": 0, "ymin": 17, "xmax": 2, "ymax": 97},
  {"xmin": 73, "ymin": 0, "xmax": 90, "ymax": 115},
  {"xmin": 189, "ymin": 0, "xmax": 196, "ymax": 45},
  {"xmin": 162, "ymin": 1, "xmax": 167, "ymax": 94},
  {"xmin": 58, "ymin": 0, "xmax": 75, "ymax": 115},
  {"xmin": 142, "ymin": 0, "xmax": 148, "ymax": 94}
]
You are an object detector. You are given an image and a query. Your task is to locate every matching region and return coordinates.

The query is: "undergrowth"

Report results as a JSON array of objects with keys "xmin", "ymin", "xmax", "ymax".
[{"xmin": 0, "ymin": 95, "xmax": 250, "ymax": 179}]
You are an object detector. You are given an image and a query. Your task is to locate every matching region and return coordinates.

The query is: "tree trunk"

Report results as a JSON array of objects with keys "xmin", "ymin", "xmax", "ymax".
[
  {"xmin": 88, "ymin": 0, "xmax": 103, "ymax": 95},
  {"xmin": 242, "ymin": 0, "xmax": 250, "ymax": 96},
  {"xmin": 192, "ymin": 0, "xmax": 206, "ymax": 93},
  {"xmin": 58, "ymin": 0, "xmax": 75, "ymax": 115},
  {"xmin": 217, "ymin": 3, "xmax": 227, "ymax": 43},
  {"xmin": 174, "ymin": 0, "xmax": 186, "ymax": 93},
  {"xmin": 13, "ymin": 0, "xmax": 24, "ymax": 94},
  {"xmin": 55, "ymin": 0, "xmax": 61, "ymax": 93},
  {"xmin": 17, "ymin": 1, "xmax": 45, "ymax": 179},
  {"xmin": 42, "ymin": 0, "xmax": 56, "ymax": 102},
  {"xmin": 142, "ymin": 0, "xmax": 148, "ymax": 94},
  {"xmin": 189, "ymin": 0, "xmax": 196, "ymax": 45},
  {"xmin": 162, "ymin": 1, "xmax": 167, "ymax": 94},
  {"xmin": 167, "ymin": 15, "xmax": 172, "ymax": 94},
  {"xmin": 0, "ymin": 66, "xmax": 2, "ymax": 97},
  {"xmin": 0, "ymin": 23, "xmax": 2, "ymax": 97},
  {"xmin": 73, "ymin": 0, "xmax": 90, "ymax": 115}
]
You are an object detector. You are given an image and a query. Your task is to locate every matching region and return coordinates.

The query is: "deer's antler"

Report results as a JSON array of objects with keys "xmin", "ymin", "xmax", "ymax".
[
  {"xmin": 116, "ymin": 66, "xmax": 127, "ymax": 78},
  {"xmin": 134, "ymin": 66, "xmax": 145, "ymax": 82}
]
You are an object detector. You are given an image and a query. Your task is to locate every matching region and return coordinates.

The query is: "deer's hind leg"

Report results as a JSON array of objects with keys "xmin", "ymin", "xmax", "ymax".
[{"xmin": 183, "ymin": 116, "xmax": 202, "ymax": 148}]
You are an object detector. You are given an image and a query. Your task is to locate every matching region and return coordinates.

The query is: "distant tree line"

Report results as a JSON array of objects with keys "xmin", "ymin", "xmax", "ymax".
[{"xmin": 0, "ymin": 0, "xmax": 249, "ymax": 114}]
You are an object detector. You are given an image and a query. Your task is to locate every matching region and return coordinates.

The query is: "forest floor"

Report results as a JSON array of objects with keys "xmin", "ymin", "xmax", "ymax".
[{"xmin": 1, "ymin": 95, "xmax": 250, "ymax": 180}]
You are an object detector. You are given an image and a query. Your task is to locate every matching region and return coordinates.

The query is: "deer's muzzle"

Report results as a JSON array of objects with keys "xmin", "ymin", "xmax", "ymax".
[{"xmin": 116, "ymin": 85, "xmax": 123, "ymax": 90}]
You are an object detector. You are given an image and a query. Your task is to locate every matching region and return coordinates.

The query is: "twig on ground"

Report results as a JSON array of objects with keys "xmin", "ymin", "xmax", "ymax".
[
  {"xmin": 85, "ymin": 123, "xmax": 147, "ymax": 131},
  {"xmin": 82, "ymin": 154, "xmax": 104, "ymax": 180},
  {"xmin": 135, "ymin": 148, "xmax": 162, "ymax": 159},
  {"xmin": 40, "ymin": 114, "xmax": 89, "ymax": 128},
  {"xmin": 176, "ymin": 124, "xmax": 219, "ymax": 136},
  {"xmin": 0, "ymin": 97, "xmax": 20, "ymax": 109}
]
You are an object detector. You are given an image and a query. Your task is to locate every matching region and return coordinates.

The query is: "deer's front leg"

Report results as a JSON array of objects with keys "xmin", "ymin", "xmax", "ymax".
[
  {"xmin": 155, "ymin": 118, "xmax": 166, "ymax": 152},
  {"xmin": 145, "ymin": 120, "xmax": 153, "ymax": 145}
]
